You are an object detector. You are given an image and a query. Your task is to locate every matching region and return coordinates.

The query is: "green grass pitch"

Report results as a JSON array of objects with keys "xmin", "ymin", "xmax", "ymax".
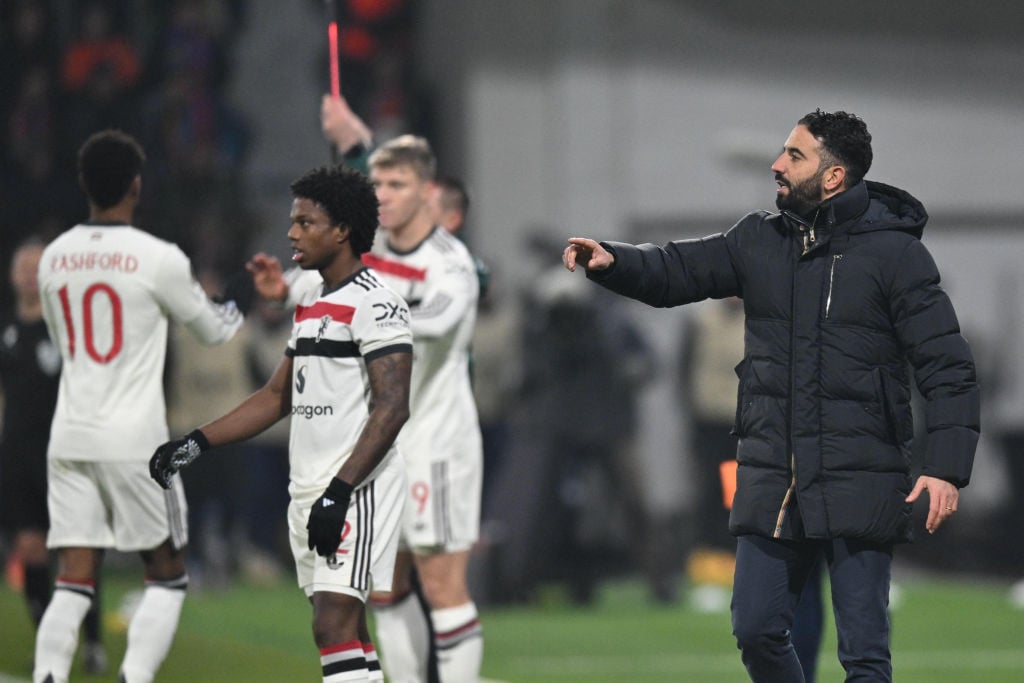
[{"xmin": 3, "ymin": 569, "xmax": 1022, "ymax": 682}]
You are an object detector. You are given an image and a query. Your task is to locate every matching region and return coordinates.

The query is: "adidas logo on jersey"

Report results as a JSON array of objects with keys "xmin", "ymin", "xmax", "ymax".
[{"xmin": 323, "ymin": 498, "xmax": 335, "ymax": 507}]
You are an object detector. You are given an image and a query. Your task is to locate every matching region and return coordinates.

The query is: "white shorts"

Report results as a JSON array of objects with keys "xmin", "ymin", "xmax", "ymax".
[
  {"xmin": 47, "ymin": 459, "xmax": 188, "ymax": 552},
  {"xmin": 401, "ymin": 455, "xmax": 481, "ymax": 553},
  {"xmin": 289, "ymin": 457, "xmax": 405, "ymax": 601}
]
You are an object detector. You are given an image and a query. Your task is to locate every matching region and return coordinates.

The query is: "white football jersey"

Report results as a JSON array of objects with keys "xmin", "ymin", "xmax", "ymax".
[
  {"xmin": 38, "ymin": 224, "xmax": 244, "ymax": 462},
  {"xmin": 361, "ymin": 227, "xmax": 483, "ymax": 466},
  {"xmin": 286, "ymin": 267, "xmax": 412, "ymax": 501}
]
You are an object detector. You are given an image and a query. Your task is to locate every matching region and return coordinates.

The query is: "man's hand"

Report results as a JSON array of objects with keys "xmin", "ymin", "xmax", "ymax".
[
  {"xmin": 906, "ymin": 475, "xmax": 959, "ymax": 534},
  {"xmin": 563, "ymin": 237, "xmax": 615, "ymax": 272},
  {"xmin": 149, "ymin": 429, "xmax": 210, "ymax": 489},
  {"xmin": 307, "ymin": 478, "xmax": 355, "ymax": 557},
  {"xmin": 321, "ymin": 94, "xmax": 373, "ymax": 156},
  {"xmin": 246, "ymin": 253, "xmax": 289, "ymax": 303}
]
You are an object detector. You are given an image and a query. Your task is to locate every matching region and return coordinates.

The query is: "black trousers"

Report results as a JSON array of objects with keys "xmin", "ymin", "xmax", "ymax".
[{"xmin": 732, "ymin": 534, "xmax": 893, "ymax": 682}]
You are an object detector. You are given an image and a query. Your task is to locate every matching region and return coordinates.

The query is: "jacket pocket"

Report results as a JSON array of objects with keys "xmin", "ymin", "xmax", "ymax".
[
  {"xmin": 731, "ymin": 357, "xmax": 750, "ymax": 437},
  {"xmin": 873, "ymin": 367, "xmax": 908, "ymax": 443}
]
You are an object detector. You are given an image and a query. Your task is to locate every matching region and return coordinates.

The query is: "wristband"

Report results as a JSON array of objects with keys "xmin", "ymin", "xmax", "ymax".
[{"xmin": 188, "ymin": 428, "xmax": 211, "ymax": 452}]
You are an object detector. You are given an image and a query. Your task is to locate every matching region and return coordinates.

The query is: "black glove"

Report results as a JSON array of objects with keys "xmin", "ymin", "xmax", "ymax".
[
  {"xmin": 149, "ymin": 429, "xmax": 210, "ymax": 489},
  {"xmin": 214, "ymin": 270, "xmax": 255, "ymax": 315},
  {"xmin": 307, "ymin": 478, "xmax": 355, "ymax": 557}
]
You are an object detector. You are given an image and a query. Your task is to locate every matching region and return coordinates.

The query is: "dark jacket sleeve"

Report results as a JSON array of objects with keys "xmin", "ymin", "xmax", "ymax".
[
  {"xmin": 586, "ymin": 231, "xmax": 741, "ymax": 307},
  {"xmin": 891, "ymin": 238, "xmax": 980, "ymax": 487}
]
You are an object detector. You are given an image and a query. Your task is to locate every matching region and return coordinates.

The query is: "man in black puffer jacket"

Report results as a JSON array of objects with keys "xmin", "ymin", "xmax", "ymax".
[{"xmin": 563, "ymin": 109, "xmax": 979, "ymax": 682}]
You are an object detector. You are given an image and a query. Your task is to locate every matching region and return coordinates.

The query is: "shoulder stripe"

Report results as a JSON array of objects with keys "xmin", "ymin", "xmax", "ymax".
[
  {"xmin": 362, "ymin": 253, "xmax": 427, "ymax": 281},
  {"xmin": 429, "ymin": 229, "xmax": 458, "ymax": 254},
  {"xmin": 353, "ymin": 269, "xmax": 382, "ymax": 291},
  {"xmin": 295, "ymin": 301, "xmax": 356, "ymax": 323}
]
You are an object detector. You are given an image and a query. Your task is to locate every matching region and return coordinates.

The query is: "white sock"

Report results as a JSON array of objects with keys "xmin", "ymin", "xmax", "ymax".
[
  {"xmin": 371, "ymin": 591, "xmax": 429, "ymax": 683},
  {"xmin": 321, "ymin": 641, "xmax": 369, "ymax": 682},
  {"xmin": 119, "ymin": 577, "xmax": 187, "ymax": 683},
  {"xmin": 433, "ymin": 602, "xmax": 483, "ymax": 683},
  {"xmin": 33, "ymin": 584, "xmax": 94, "ymax": 683}
]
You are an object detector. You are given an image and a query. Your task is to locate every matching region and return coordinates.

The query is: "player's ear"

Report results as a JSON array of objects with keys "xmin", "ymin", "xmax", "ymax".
[{"xmin": 336, "ymin": 224, "xmax": 351, "ymax": 245}]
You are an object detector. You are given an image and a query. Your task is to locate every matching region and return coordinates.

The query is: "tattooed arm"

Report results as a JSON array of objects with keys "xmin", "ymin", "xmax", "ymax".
[{"xmin": 334, "ymin": 349, "xmax": 412, "ymax": 485}]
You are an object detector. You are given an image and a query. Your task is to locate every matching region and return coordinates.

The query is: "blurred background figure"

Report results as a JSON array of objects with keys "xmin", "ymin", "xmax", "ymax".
[
  {"xmin": 0, "ymin": 238, "xmax": 107, "ymax": 674},
  {"xmin": 428, "ymin": 174, "xmax": 491, "ymax": 300},
  {"xmin": 491, "ymin": 236, "xmax": 655, "ymax": 604},
  {"xmin": 677, "ymin": 298, "xmax": 744, "ymax": 612},
  {"xmin": 430, "ymin": 174, "xmax": 469, "ymax": 235}
]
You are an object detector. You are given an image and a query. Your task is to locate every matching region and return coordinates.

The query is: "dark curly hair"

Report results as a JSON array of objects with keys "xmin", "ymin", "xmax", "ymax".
[
  {"xmin": 798, "ymin": 109, "xmax": 873, "ymax": 187},
  {"xmin": 289, "ymin": 165, "xmax": 379, "ymax": 255},
  {"xmin": 77, "ymin": 129, "xmax": 146, "ymax": 209}
]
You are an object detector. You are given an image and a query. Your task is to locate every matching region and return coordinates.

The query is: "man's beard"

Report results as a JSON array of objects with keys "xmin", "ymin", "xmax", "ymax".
[{"xmin": 775, "ymin": 169, "xmax": 824, "ymax": 215}]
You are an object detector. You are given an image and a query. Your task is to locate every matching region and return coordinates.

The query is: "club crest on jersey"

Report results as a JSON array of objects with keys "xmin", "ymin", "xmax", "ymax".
[{"xmin": 316, "ymin": 315, "xmax": 331, "ymax": 343}]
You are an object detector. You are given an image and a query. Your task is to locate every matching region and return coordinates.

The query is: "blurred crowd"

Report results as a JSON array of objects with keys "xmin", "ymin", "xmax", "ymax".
[{"xmin": 0, "ymin": 0, "xmax": 255, "ymax": 307}]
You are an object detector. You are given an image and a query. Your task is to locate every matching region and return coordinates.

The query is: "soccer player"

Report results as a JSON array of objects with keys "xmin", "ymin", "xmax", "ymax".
[
  {"xmin": 249, "ymin": 135, "xmax": 485, "ymax": 682},
  {"xmin": 429, "ymin": 175, "xmax": 469, "ymax": 236},
  {"xmin": 366, "ymin": 136, "xmax": 484, "ymax": 683},
  {"xmin": 150, "ymin": 164, "xmax": 413, "ymax": 683},
  {"xmin": 33, "ymin": 129, "xmax": 245, "ymax": 683},
  {"xmin": 429, "ymin": 175, "xmax": 490, "ymax": 306}
]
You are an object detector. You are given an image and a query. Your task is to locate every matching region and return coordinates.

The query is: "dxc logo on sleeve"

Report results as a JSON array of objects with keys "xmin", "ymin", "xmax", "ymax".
[{"xmin": 373, "ymin": 302, "xmax": 409, "ymax": 329}]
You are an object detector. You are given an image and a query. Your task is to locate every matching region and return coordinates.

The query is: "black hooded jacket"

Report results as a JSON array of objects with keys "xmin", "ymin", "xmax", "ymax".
[{"xmin": 589, "ymin": 180, "xmax": 980, "ymax": 544}]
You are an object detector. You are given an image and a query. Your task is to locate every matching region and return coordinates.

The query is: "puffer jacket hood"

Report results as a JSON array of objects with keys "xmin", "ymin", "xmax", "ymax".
[{"xmin": 852, "ymin": 181, "xmax": 927, "ymax": 238}]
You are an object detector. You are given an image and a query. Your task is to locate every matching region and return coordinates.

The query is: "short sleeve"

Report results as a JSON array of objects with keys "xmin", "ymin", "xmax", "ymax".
[{"xmin": 352, "ymin": 286, "xmax": 413, "ymax": 358}]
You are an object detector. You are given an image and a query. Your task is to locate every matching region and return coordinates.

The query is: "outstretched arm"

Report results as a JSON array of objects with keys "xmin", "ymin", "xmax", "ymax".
[
  {"xmin": 150, "ymin": 356, "xmax": 293, "ymax": 488},
  {"xmin": 321, "ymin": 93, "xmax": 373, "ymax": 155},
  {"xmin": 563, "ymin": 237, "xmax": 615, "ymax": 272},
  {"xmin": 198, "ymin": 355, "xmax": 294, "ymax": 447}
]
